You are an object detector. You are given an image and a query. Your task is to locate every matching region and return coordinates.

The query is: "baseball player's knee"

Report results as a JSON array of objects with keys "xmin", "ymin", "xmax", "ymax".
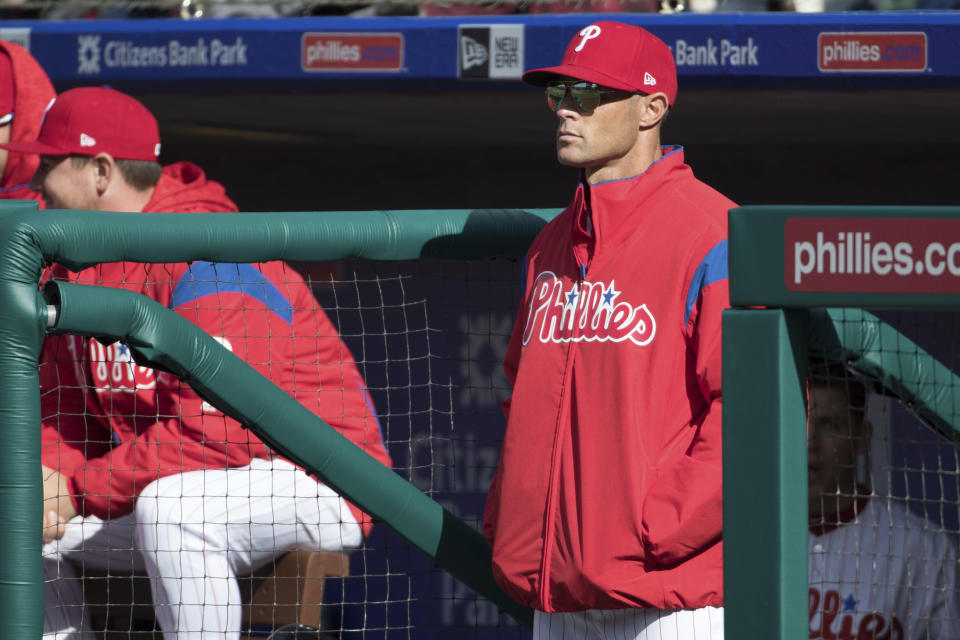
[
  {"xmin": 134, "ymin": 475, "xmax": 212, "ymax": 551},
  {"xmin": 134, "ymin": 477, "xmax": 185, "ymax": 527},
  {"xmin": 135, "ymin": 483, "xmax": 232, "ymax": 558}
]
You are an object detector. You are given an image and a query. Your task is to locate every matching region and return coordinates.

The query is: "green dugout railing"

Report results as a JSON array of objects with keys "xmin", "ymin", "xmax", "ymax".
[{"xmin": 0, "ymin": 200, "xmax": 562, "ymax": 636}]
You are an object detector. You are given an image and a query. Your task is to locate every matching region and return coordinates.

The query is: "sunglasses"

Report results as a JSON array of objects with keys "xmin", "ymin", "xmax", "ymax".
[{"xmin": 545, "ymin": 80, "xmax": 635, "ymax": 113}]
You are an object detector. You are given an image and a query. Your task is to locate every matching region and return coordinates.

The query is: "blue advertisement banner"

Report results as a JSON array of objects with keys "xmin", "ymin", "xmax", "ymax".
[{"xmin": 2, "ymin": 12, "xmax": 960, "ymax": 91}]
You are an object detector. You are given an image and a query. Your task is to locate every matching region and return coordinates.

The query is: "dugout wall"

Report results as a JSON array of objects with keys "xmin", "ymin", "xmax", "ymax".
[
  {"xmin": 5, "ymin": 203, "xmax": 960, "ymax": 638},
  {"xmin": 724, "ymin": 206, "xmax": 960, "ymax": 640}
]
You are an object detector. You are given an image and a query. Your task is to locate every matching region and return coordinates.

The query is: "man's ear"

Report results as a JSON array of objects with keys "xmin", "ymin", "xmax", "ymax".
[
  {"xmin": 91, "ymin": 152, "xmax": 115, "ymax": 196},
  {"xmin": 638, "ymin": 92, "xmax": 669, "ymax": 129}
]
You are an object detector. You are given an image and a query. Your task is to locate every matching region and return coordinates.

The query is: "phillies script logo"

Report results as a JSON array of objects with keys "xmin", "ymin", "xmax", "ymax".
[
  {"xmin": 521, "ymin": 271, "xmax": 656, "ymax": 346},
  {"xmin": 810, "ymin": 588, "xmax": 903, "ymax": 640},
  {"xmin": 90, "ymin": 341, "xmax": 156, "ymax": 392},
  {"xmin": 818, "ymin": 32, "xmax": 926, "ymax": 72},
  {"xmin": 301, "ymin": 33, "xmax": 403, "ymax": 71}
]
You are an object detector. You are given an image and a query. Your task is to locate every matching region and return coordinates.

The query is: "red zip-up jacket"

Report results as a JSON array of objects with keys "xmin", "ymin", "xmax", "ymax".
[
  {"xmin": 483, "ymin": 147, "xmax": 733, "ymax": 612},
  {"xmin": 40, "ymin": 162, "xmax": 390, "ymax": 533},
  {"xmin": 0, "ymin": 40, "xmax": 55, "ymax": 204}
]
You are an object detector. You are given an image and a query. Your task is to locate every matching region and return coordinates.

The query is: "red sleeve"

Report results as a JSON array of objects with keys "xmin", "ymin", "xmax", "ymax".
[
  {"xmin": 641, "ymin": 263, "xmax": 727, "ymax": 564},
  {"xmin": 66, "ymin": 292, "xmax": 275, "ymax": 520},
  {"xmin": 292, "ymin": 318, "xmax": 391, "ymax": 470},
  {"xmin": 281, "ymin": 267, "xmax": 391, "ymax": 536}
]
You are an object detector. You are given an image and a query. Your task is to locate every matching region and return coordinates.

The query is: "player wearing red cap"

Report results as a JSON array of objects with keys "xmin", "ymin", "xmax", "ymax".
[
  {"xmin": 0, "ymin": 40, "xmax": 55, "ymax": 204},
  {"xmin": 483, "ymin": 22, "xmax": 734, "ymax": 639},
  {"xmin": 1, "ymin": 87, "xmax": 391, "ymax": 639}
]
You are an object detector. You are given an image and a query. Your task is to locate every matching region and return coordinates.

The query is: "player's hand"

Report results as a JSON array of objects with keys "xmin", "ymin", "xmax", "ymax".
[
  {"xmin": 41, "ymin": 465, "xmax": 76, "ymax": 543},
  {"xmin": 42, "ymin": 509, "xmax": 67, "ymax": 544}
]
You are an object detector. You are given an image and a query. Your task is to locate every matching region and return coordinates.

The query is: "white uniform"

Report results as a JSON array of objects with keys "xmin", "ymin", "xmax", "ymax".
[
  {"xmin": 43, "ymin": 458, "xmax": 362, "ymax": 640},
  {"xmin": 809, "ymin": 495, "xmax": 960, "ymax": 639}
]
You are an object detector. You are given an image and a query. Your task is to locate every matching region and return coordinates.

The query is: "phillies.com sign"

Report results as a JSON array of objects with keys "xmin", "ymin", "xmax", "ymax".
[
  {"xmin": 785, "ymin": 218, "xmax": 960, "ymax": 294},
  {"xmin": 818, "ymin": 32, "xmax": 926, "ymax": 72},
  {"xmin": 301, "ymin": 32, "xmax": 403, "ymax": 71}
]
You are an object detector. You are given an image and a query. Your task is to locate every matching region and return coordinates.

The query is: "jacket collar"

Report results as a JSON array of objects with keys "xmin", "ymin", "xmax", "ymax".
[{"xmin": 570, "ymin": 145, "xmax": 686, "ymax": 253}]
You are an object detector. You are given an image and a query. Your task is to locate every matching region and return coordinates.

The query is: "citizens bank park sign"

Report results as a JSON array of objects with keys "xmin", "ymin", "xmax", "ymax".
[{"xmin": 0, "ymin": 14, "xmax": 957, "ymax": 87}]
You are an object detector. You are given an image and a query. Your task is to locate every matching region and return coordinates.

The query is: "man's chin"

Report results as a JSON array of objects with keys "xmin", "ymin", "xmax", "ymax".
[{"xmin": 556, "ymin": 152, "xmax": 588, "ymax": 169}]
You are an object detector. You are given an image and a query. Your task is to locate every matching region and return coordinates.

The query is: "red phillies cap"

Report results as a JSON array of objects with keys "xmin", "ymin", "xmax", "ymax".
[
  {"xmin": 0, "ymin": 86, "xmax": 161, "ymax": 161},
  {"xmin": 524, "ymin": 22, "xmax": 678, "ymax": 106}
]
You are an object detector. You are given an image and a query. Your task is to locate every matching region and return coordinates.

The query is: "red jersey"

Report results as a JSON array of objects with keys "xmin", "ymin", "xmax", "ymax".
[
  {"xmin": 483, "ymin": 148, "xmax": 733, "ymax": 612},
  {"xmin": 40, "ymin": 163, "xmax": 391, "ymax": 533},
  {"xmin": 0, "ymin": 40, "xmax": 55, "ymax": 204}
]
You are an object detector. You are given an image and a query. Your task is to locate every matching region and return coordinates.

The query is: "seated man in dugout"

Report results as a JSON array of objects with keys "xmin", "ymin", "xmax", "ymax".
[
  {"xmin": 806, "ymin": 361, "xmax": 960, "ymax": 639},
  {"xmin": 0, "ymin": 86, "xmax": 392, "ymax": 639}
]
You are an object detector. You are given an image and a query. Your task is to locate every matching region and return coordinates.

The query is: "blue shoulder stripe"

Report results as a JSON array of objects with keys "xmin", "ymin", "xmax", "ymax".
[
  {"xmin": 0, "ymin": 181, "xmax": 30, "ymax": 193},
  {"xmin": 171, "ymin": 261, "xmax": 294, "ymax": 326},
  {"xmin": 684, "ymin": 239, "xmax": 728, "ymax": 327},
  {"xmin": 354, "ymin": 373, "xmax": 386, "ymax": 445}
]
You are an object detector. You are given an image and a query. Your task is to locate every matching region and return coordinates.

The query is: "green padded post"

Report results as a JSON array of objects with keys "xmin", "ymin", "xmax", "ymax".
[
  {"xmin": 723, "ymin": 308, "xmax": 808, "ymax": 640},
  {"xmin": 0, "ymin": 201, "xmax": 46, "ymax": 637}
]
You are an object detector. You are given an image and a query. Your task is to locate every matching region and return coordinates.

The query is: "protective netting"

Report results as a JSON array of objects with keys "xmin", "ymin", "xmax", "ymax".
[
  {"xmin": 40, "ymin": 256, "xmax": 525, "ymax": 639},
  {"xmin": 807, "ymin": 309, "xmax": 960, "ymax": 639}
]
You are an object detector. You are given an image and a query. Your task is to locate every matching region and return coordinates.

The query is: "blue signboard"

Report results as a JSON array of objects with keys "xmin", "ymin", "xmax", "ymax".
[{"xmin": 2, "ymin": 12, "xmax": 960, "ymax": 91}]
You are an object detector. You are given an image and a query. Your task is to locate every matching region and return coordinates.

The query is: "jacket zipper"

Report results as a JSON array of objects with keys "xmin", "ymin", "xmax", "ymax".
[
  {"xmin": 537, "ymin": 256, "xmax": 584, "ymax": 609},
  {"xmin": 538, "ymin": 338, "xmax": 577, "ymax": 610}
]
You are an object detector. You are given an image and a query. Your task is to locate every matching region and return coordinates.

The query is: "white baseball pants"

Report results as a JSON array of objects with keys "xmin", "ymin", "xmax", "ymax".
[
  {"xmin": 533, "ymin": 606, "xmax": 724, "ymax": 640},
  {"xmin": 43, "ymin": 457, "xmax": 361, "ymax": 640}
]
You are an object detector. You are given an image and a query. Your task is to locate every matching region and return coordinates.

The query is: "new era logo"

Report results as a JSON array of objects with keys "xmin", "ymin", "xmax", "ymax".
[
  {"xmin": 644, "ymin": 72, "xmax": 656, "ymax": 86},
  {"xmin": 458, "ymin": 25, "xmax": 524, "ymax": 80},
  {"xmin": 80, "ymin": 133, "xmax": 96, "ymax": 147},
  {"xmin": 460, "ymin": 36, "xmax": 488, "ymax": 70}
]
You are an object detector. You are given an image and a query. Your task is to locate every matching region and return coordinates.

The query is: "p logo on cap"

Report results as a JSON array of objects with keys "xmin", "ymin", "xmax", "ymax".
[{"xmin": 575, "ymin": 25, "xmax": 602, "ymax": 52}]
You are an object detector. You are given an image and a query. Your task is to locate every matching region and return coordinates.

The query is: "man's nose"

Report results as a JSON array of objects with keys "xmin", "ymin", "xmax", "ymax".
[{"xmin": 556, "ymin": 94, "xmax": 579, "ymax": 115}]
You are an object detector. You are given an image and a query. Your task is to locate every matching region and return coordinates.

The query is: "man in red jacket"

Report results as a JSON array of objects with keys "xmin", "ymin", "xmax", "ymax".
[
  {"xmin": 483, "ymin": 22, "xmax": 734, "ymax": 639},
  {"xmin": 0, "ymin": 40, "xmax": 55, "ymax": 204},
  {"xmin": 1, "ymin": 87, "xmax": 391, "ymax": 639}
]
